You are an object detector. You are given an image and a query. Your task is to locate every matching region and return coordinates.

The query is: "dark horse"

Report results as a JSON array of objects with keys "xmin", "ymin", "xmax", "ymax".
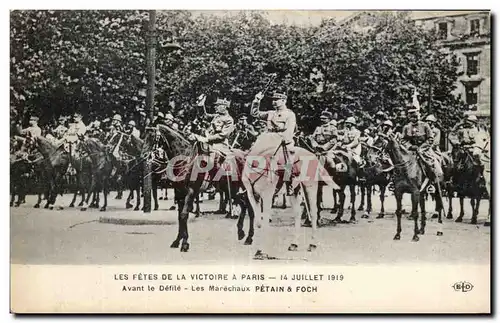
[
  {"xmin": 358, "ymin": 142, "xmax": 392, "ymax": 219},
  {"xmin": 382, "ymin": 133, "xmax": 445, "ymax": 241},
  {"xmin": 449, "ymin": 144, "xmax": 487, "ymax": 224},
  {"xmin": 28, "ymin": 136, "xmax": 70, "ymax": 209},
  {"xmin": 150, "ymin": 124, "xmax": 245, "ymax": 252}
]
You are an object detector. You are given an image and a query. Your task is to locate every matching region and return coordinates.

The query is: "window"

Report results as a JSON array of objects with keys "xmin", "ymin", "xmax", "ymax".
[
  {"xmin": 470, "ymin": 19, "xmax": 480, "ymax": 36},
  {"xmin": 466, "ymin": 54, "xmax": 479, "ymax": 75},
  {"xmin": 465, "ymin": 85, "xmax": 478, "ymax": 106},
  {"xmin": 438, "ymin": 22, "xmax": 448, "ymax": 39}
]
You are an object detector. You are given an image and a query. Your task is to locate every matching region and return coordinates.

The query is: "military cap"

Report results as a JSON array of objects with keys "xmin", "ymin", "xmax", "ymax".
[
  {"xmin": 467, "ymin": 115, "xmax": 478, "ymax": 122},
  {"xmin": 215, "ymin": 98, "xmax": 231, "ymax": 107},
  {"xmin": 320, "ymin": 111, "xmax": 333, "ymax": 118},
  {"xmin": 345, "ymin": 116, "xmax": 356, "ymax": 124},
  {"xmin": 164, "ymin": 113, "xmax": 174, "ymax": 121},
  {"xmin": 270, "ymin": 92, "xmax": 287, "ymax": 100},
  {"xmin": 383, "ymin": 120, "xmax": 393, "ymax": 127},
  {"xmin": 30, "ymin": 116, "xmax": 39, "ymax": 121},
  {"xmin": 112, "ymin": 114, "xmax": 122, "ymax": 122},
  {"xmin": 425, "ymin": 115, "xmax": 437, "ymax": 123},
  {"xmin": 239, "ymin": 115, "xmax": 247, "ymax": 120},
  {"xmin": 128, "ymin": 120, "xmax": 136, "ymax": 126}
]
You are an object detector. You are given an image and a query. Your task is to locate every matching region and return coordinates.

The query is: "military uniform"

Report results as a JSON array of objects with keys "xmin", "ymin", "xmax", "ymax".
[
  {"xmin": 65, "ymin": 119, "xmax": 87, "ymax": 143},
  {"xmin": 251, "ymin": 96, "xmax": 296, "ymax": 146},
  {"xmin": 341, "ymin": 117, "xmax": 362, "ymax": 164},
  {"xmin": 54, "ymin": 124, "xmax": 68, "ymax": 139},
  {"xmin": 311, "ymin": 120, "xmax": 338, "ymax": 150},
  {"xmin": 401, "ymin": 117, "xmax": 443, "ymax": 179}
]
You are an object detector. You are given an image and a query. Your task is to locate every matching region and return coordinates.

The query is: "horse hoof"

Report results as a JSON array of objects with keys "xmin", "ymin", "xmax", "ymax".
[
  {"xmin": 361, "ymin": 213, "xmax": 369, "ymax": 219},
  {"xmin": 333, "ymin": 216, "xmax": 342, "ymax": 222},
  {"xmin": 411, "ymin": 235, "xmax": 420, "ymax": 242},
  {"xmin": 288, "ymin": 244, "xmax": 298, "ymax": 252},
  {"xmin": 419, "ymin": 229, "xmax": 425, "ymax": 235},
  {"xmin": 244, "ymin": 238, "xmax": 253, "ymax": 245},
  {"xmin": 436, "ymin": 231, "xmax": 443, "ymax": 236},
  {"xmin": 238, "ymin": 231, "xmax": 245, "ymax": 241},
  {"xmin": 357, "ymin": 206, "xmax": 364, "ymax": 211},
  {"xmin": 10, "ymin": 202, "xmax": 13, "ymax": 207},
  {"xmin": 224, "ymin": 213, "xmax": 232, "ymax": 219},
  {"xmin": 81, "ymin": 207, "xmax": 87, "ymax": 211},
  {"xmin": 302, "ymin": 221, "xmax": 312, "ymax": 227},
  {"xmin": 470, "ymin": 218, "xmax": 477, "ymax": 225},
  {"xmin": 455, "ymin": 217, "xmax": 463, "ymax": 223},
  {"xmin": 484, "ymin": 222, "xmax": 491, "ymax": 227},
  {"xmin": 14, "ymin": 203, "xmax": 20, "ymax": 207},
  {"xmin": 154, "ymin": 206, "xmax": 159, "ymax": 211},
  {"xmin": 180, "ymin": 243, "xmax": 190, "ymax": 252},
  {"xmin": 58, "ymin": 206, "xmax": 64, "ymax": 211},
  {"xmin": 446, "ymin": 213, "xmax": 453, "ymax": 220},
  {"xmin": 134, "ymin": 207, "xmax": 140, "ymax": 211},
  {"xmin": 44, "ymin": 204, "xmax": 49, "ymax": 209},
  {"xmin": 307, "ymin": 244, "xmax": 317, "ymax": 252},
  {"xmin": 100, "ymin": 207, "xmax": 106, "ymax": 212},
  {"xmin": 169, "ymin": 206, "xmax": 176, "ymax": 211},
  {"xmin": 431, "ymin": 213, "xmax": 438, "ymax": 219},
  {"xmin": 126, "ymin": 204, "xmax": 133, "ymax": 209},
  {"xmin": 34, "ymin": 204, "xmax": 40, "ymax": 209},
  {"xmin": 401, "ymin": 209, "xmax": 407, "ymax": 214},
  {"xmin": 78, "ymin": 202, "xmax": 84, "ymax": 207},
  {"xmin": 376, "ymin": 214, "xmax": 385, "ymax": 219},
  {"xmin": 393, "ymin": 234, "xmax": 400, "ymax": 240},
  {"xmin": 69, "ymin": 203, "xmax": 74, "ymax": 208},
  {"xmin": 170, "ymin": 241, "xmax": 180, "ymax": 248},
  {"xmin": 253, "ymin": 250, "xmax": 266, "ymax": 260},
  {"xmin": 349, "ymin": 218, "xmax": 357, "ymax": 223}
]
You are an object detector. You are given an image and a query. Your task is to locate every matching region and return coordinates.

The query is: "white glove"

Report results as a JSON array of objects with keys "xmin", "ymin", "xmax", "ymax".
[{"xmin": 254, "ymin": 91, "xmax": 264, "ymax": 102}]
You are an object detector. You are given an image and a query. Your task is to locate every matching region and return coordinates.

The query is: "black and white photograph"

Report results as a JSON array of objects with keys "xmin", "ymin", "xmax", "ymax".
[{"xmin": 9, "ymin": 9, "xmax": 491, "ymax": 313}]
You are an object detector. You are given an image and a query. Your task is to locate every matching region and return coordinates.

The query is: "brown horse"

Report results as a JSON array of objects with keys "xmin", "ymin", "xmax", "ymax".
[
  {"xmin": 358, "ymin": 143, "xmax": 392, "ymax": 219},
  {"xmin": 449, "ymin": 144, "xmax": 486, "ymax": 224},
  {"xmin": 151, "ymin": 124, "xmax": 245, "ymax": 252},
  {"xmin": 382, "ymin": 133, "xmax": 445, "ymax": 241},
  {"xmin": 28, "ymin": 136, "xmax": 70, "ymax": 209}
]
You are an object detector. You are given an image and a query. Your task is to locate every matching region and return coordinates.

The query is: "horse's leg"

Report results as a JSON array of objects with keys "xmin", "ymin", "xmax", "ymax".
[
  {"xmin": 34, "ymin": 193, "xmax": 42, "ymax": 208},
  {"xmin": 446, "ymin": 183, "xmax": 454, "ymax": 219},
  {"xmin": 194, "ymin": 194, "xmax": 201, "ymax": 218},
  {"xmin": 471, "ymin": 197, "xmax": 479, "ymax": 224},
  {"xmin": 349, "ymin": 184, "xmax": 357, "ymax": 222},
  {"xmin": 358, "ymin": 183, "xmax": 365, "ymax": 211},
  {"xmin": 126, "ymin": 189, "xmax": 133, "ymax": 209},
  {"xmin": 170, "ymin": 190, "xmax": 184, "ymax": 249},
  {"xmin": 456, "ymin": 195, "xmax": 464, "ymax": 222},
  {"xmin": 304, "ymin": 184, "xmax": 318, "ymax": 251},
  {"xmin": 334, "ymin": 187, "xmax": 346, "ymax": 222},
  {"xmin": 69, "ymin": 174, "xmax": 78, "ymax": 207},
  {"xmin": 393, "ymin": 191, "xmax": 403, "ymax": 240},
  {"xmin": 134, "ymin": 185, "xmax": 141, "ymax": 211},
  {"xmin": 179, "ymin": 186, "xmax": 198, "ymax": 252},
  {"xmin": 245, "ymin": 202, "xmax": 255, "ymax": 245},
  {"xmin": 362, "ymin": 184, "xmax": 371, "ymax": 218},
  {"xmin": 331, "ymin": 189, "xmax": 339, "ymax": 213},
  {"xmin": 316, "ymin": 183, "xmax": 323, "ymax": 224},
  {"xmin": 100, "ymin": 178, "xmax": 108, "ymax": 211},
  {"xmin": 237, "ymin": 198, "xmax": 247, "ymax": 241},
  {"xmin": 152, "ymin": 176, "xmax": 159, "ymax": 211},
  {"xmin": 419, "ymin": 193, "xmax": 426, "ymax": 235},
  {"xmin": 377, "ymin": 184, "xmax": 386, "ymax": 218},
  {"xmin": 411, "ymin": 191, "xmax": 420, "ymax": 242}
]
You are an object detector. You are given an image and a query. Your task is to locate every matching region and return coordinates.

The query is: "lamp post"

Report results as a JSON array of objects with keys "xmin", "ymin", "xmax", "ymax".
[
  {"xmin": 143, "ymin": 10, "xmax": 183, "ymax": 213},
  {"xmin": 143, "ymin": 10, "xmax": 157, "ymax": 214}
]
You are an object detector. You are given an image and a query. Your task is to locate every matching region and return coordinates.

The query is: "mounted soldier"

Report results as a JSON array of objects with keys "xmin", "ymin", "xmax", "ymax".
[
  {"xmin": 106, "ymin": 114, "xmax": 125, "ymax": 158},
  {"xmin": 126, "ymin": 120, "xmax": 141, "ymax": 140},
  {"xmin": 449, "ymin": 114, "xmax": 484, "ymax": 167},
  {"xmin": 192, "ymin": 98, "xmax": 235, "ymax": 158},
  {"xmin": 400, "ymin": 105, "xmax": 442, "ymax": 192},
  {"xmin": 232, "ymin": 115, "xmax": 258, "ymax": 150},
  {"xmin": 309, "ymin": 110, "xmax": 338, "ymax": 153},
  {"xmin": 250, "ymin": 90, "xmax": 297, "ymax": 195},
  {"xmin": 340, "ymin": 116, "xmax": 363, "ymax": 168},
  {"xmin": 53, "ymin": 116, "xmax": 68, "ymax": 140},
  {"xmin": 19, "ymin": 115, "xmax": 42, "ymax": 138}
]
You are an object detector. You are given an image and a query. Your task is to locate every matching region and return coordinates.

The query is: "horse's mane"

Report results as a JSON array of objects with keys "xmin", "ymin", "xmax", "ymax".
[{"xmin": 157, "ymin": 124, "xmax": 191, "ymax": 147}]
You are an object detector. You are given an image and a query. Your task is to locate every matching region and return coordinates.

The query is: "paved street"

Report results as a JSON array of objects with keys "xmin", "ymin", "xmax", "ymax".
[{"xmin": 10, "ymin": 189, "xmax": 490, "ymax": 265}]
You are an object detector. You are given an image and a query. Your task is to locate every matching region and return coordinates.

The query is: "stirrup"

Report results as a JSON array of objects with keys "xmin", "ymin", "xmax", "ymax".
[
  {"xmin": 426, "ymin": 184, "xmax": 435, "ymax": 194},
  {"xmin": 382, "ymin": 165, "xmax": 394, "ymax": 172}
]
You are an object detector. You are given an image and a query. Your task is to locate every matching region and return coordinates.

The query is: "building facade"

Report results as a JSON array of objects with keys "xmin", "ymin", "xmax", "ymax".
[{"xmin": 414, "ymin": 11, "xmax": 491, "ymax": 120}]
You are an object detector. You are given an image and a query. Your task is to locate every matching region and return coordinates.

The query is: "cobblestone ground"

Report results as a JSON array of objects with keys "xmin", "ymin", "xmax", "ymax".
[{"xmin": 10, "ymin": 189, "xmax": 490, "ymax": 265}]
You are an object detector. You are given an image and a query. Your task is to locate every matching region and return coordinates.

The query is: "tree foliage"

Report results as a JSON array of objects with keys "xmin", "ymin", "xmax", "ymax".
[{"xmin": 10, "ymin": 10, "xmax": 465, "ymax": 132}]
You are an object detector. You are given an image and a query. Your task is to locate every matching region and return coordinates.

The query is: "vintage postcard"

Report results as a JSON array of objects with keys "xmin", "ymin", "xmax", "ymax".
[{"xmin": 10, "ymin": 9, "xmax": 491, "ymax": 313}]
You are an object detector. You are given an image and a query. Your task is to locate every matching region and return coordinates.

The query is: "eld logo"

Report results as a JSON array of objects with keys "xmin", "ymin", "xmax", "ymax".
[{"xmin": 452, "ymin": 281, "xmax": 474, "ymax": 293}]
